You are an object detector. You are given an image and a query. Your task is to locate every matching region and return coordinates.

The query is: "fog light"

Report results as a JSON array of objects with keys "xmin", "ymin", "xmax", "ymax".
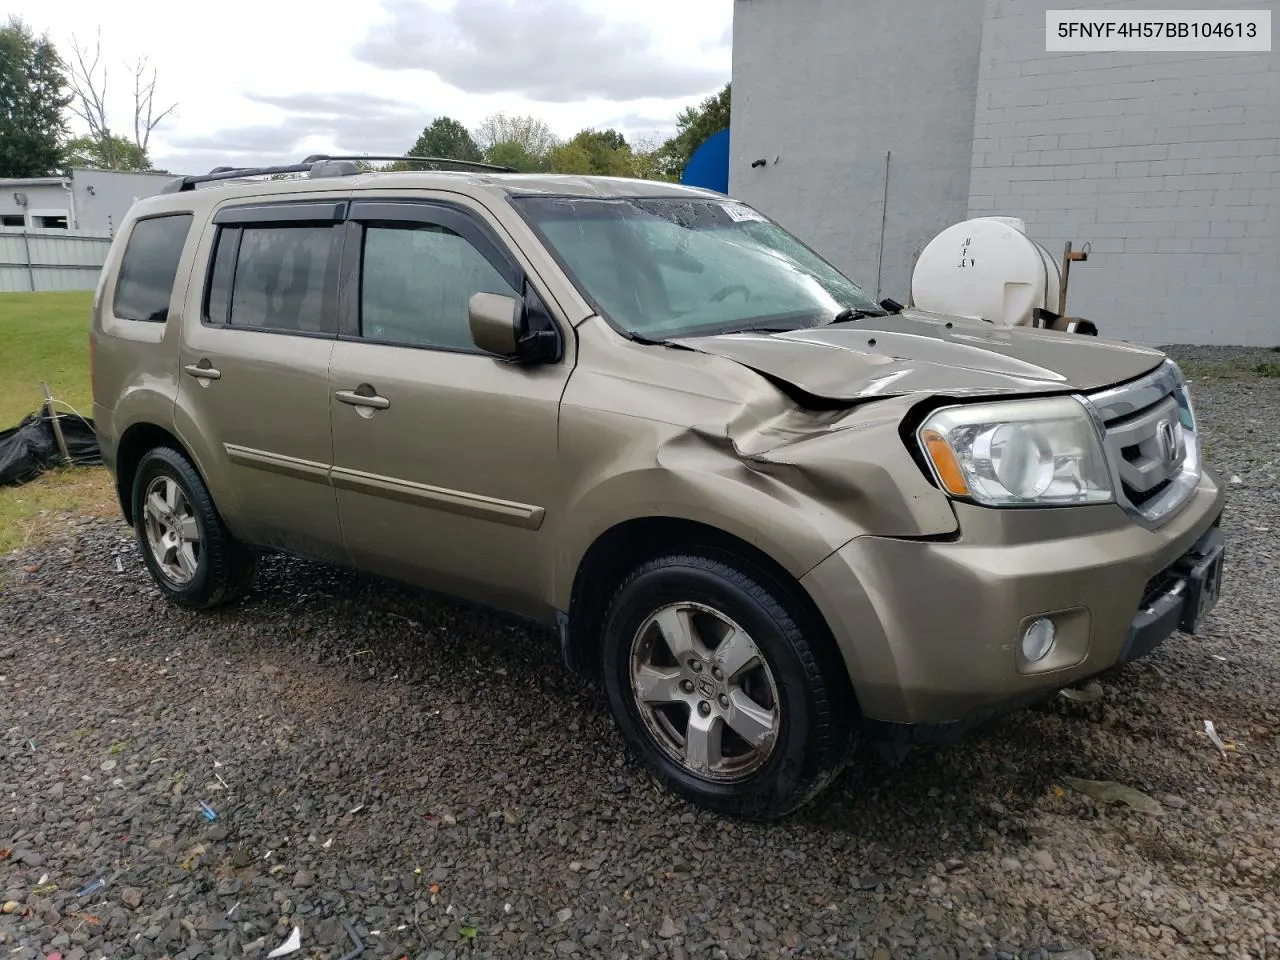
[{"xmin": 1020, "ymin": 617, "xmax": 1056, "ymax": 662}]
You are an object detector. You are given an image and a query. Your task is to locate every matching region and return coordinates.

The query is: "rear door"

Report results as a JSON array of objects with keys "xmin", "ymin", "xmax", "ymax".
[
  {"xmin": 173, "ymin": 198, "xmax": 347, "ymax": 561},
  {"xmin": 327, "ymin": 196, "xmax": 572, "ymax": 619}
]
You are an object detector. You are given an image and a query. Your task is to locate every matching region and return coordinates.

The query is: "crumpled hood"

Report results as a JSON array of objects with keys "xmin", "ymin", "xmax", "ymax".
[{"xmin": 669, "ymin": 309, "xmax": 1166, "ymax": 401}]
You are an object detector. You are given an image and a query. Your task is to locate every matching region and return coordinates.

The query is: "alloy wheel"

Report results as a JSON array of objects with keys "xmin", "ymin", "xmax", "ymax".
[
  {"xmin": 142, "ymin": 475, "xmax": 201, "ymax": 585},
  {"xmin": 629, "ymin": 601, "xmax": 781, "ymax": 781}
]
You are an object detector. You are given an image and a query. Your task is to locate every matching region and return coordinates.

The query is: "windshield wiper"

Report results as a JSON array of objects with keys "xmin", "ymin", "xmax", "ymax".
[
  {"xmin": 830, "ymin": 307, "xmax": 887, "ymax": 324},
  {"xmin": 624, "ymin": 330, "xmax": 669, "ymax": 345}
]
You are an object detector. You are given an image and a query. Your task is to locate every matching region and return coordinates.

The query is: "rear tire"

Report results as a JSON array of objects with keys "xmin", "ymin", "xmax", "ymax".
[
  {"xmin": 601, "ymin": 552, "xmax": 855, "ymax": 819},
  {"xmin": 131, "ymin": 446, "xmax": 256, "ymax": 609}
]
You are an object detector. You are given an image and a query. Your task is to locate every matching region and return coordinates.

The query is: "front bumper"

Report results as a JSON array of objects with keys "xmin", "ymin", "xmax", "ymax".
[
  {"xmin": 801, "ymin": 468, "xmax": 1227, "ymax": 727},
  {"xmin": 1118, "ymin": 523, "xmax": 1225, "ymax": 665}
]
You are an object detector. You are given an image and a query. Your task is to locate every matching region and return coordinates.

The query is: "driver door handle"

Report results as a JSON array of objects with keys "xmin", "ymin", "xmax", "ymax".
[
  {"xmin": 183, "ymin": 363, "xmax": 221, "ymax": 380},
  {"xmin": 335, "ymin": 389, "xmax": 390, "ymax": 410}
]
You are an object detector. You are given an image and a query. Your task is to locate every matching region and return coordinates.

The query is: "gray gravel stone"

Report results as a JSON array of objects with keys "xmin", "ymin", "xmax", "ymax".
[{"xmin": 1030, "ymin": 850, "xmax": 1056, "ymax": 871}]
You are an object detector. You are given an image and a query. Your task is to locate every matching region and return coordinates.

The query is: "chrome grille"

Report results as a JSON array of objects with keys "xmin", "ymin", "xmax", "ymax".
[
  {"xmin": 1081, "ymin": 361, "xmax": 1201, "ymax": 526},
  {"xmin": 1109, "ymin": 394, "xmax": 1183, "ymax": 505}
]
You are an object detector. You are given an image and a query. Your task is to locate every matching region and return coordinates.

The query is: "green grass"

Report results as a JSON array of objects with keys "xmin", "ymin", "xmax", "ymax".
[
  {"xmin": 0, "ymin": 291, "xmax": 95, "ymax": 426},
  {"xmin": 1176, "ymin": 355, "xmax": 1280, "ymax": 382},
  {"xmin": 0, "ymin": 467, "xmax": 118, "ymax": 555},
  {"xmin": 1, "ymin": 291, "xmax": 117, "ymax": 559}
]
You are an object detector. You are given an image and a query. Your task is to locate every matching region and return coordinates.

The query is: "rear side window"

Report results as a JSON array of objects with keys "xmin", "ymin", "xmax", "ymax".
[
  {"xmin": 112, "ymin": 214, "xmax": 194, "ymax": 322},
  {"xmin": 204, "ymin": 224, "xmax": 340, "ymax": 335}
]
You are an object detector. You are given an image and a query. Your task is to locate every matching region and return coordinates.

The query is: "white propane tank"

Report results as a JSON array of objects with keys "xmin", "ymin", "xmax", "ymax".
[{"xmin": 911, "ymin": 217, "xmax": 1062, "ymax": 327}]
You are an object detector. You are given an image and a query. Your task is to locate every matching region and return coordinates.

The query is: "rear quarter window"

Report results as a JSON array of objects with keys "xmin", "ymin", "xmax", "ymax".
[{"xmin": 112, "ymin": 214, "xmax": 194, "ymax": 323}]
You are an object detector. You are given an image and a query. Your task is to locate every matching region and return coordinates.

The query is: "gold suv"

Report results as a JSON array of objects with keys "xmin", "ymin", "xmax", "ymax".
[{"xmin": 90, "ymin": 156, "xmax": 1227, "ymax": 817}]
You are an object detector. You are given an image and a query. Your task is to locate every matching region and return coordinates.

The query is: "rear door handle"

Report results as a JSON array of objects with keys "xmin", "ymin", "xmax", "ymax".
[
  {"xmin": 335, "ymin": 389, "xmax": 390, "ymax": 410},
  {"xmin": 184, "ymin": 363, "xmax": 221, "ymax": 380}
]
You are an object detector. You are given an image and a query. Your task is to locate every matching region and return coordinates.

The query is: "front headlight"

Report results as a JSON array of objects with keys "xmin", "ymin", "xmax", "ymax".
[{"xmin": 917, "ymin": 396, "xmax": 1113, "ymax": 507}]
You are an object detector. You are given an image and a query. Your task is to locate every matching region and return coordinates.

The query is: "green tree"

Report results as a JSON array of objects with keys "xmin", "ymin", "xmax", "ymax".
[
  {"xmin": 545, "ymin": 141, "xmax": 595, "ymax": 175},
  {"xmin": 589, "ymin": 129, "xmax": 628, "ymax": 152},
  {"xmin": 0, "ymin": 17, "xmax": 70, "ymax": 178},
  {"xmin": 485, "ymin": 140, "xmax": 543, "ymax": 173},
  {"xmin": 475, "ymin": 112, "xmax": 558, "ymax": 170},
  {"xmin": 627, "ymin": 135, "xmax": 677, "ymax": 182},
  {"xmin": 65, "ymin": 133, "xmax": 150, "ymax": 171},
  {"xmin": 576, "ymin": 128, "xmax": 632, "ymax": 175},
  {"xmin": 547, "ymin": 129, "xmax": 634, "ymax": 176},
  {"xmin": 409, "ymin": 116, "xmax": 481, "ymax": 162},
  {"xmin": 657, "ymin": 82, "xmax": 730, "ymax": 179}
]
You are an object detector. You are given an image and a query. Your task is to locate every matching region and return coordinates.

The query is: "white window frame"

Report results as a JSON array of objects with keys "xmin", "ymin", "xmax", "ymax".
[{"xmin": 28, "ymin": 208, "xmax": 71, "ymax": 228}]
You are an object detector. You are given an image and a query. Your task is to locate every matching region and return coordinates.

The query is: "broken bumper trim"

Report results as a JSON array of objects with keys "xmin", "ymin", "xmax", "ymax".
[
  {"xmin": 1118, "ymin": 521, "xmax": 1225, "ymax": 664},
  {"xmin": 864, "ymin": 513, "xmax": 1227, "ymax": 750}
]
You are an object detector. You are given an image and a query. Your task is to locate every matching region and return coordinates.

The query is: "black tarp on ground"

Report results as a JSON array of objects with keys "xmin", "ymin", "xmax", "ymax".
[{"xmin": 0, "ymin": 405, "xmax": 102, "ymax": 487}]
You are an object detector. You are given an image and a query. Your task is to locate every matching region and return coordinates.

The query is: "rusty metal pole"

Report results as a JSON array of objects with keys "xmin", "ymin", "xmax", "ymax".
[
  {"xmin": 41, "ymin": 381, "xmax": 71, "ymax": 465},
  {"xmin": 1059, "ymin": 241, "xmax": 1073, "ymax": 316},
  {"xmin": 1059, "ymin": 241, "xmax": 1090, "ymax": 317}
]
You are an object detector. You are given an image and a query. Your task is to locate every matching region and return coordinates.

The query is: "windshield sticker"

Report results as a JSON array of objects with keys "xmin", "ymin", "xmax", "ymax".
[{"xmin": 723, "ymin": 202, "xmax": 767, "ymax": 223}]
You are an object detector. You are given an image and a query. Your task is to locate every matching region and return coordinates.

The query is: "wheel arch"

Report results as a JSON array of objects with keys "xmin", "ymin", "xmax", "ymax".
[
  {"xmin": 114, "ymin": 421, "xmax": 198, "ymax": 523},
  {"xmin": 563, "ymin": 516, "xmax": 853, "ymax": 705}
]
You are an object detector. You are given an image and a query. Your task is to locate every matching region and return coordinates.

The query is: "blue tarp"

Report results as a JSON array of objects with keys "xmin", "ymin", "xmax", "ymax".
[{"xmin": 680, "ymin": 128, "xmax": 730, "ymax": 194}]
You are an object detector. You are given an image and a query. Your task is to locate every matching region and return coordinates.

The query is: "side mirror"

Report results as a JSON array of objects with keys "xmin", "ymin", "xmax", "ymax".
[{"xmin": 469, "ymin": 292, "xmax": 522, "ymax": 358}]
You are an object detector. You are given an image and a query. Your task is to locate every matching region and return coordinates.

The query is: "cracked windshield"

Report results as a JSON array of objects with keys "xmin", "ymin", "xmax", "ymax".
[{"xmin": 516, "ymin": 196, "xmax": 882, "ymax": 339}]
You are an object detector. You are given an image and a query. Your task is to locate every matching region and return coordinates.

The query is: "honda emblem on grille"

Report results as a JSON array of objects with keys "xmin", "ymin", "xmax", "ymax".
[{"xmin": 1156, "ymin": 419, "xmax": 1180, "ymax": 465}]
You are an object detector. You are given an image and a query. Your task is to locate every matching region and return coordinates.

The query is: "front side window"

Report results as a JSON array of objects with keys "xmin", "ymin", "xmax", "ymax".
[
  {"xmin": 514, "ymin": 196, "xmax": 881, "ymax": 340},
  {"xmin": 204, "ymin": 224, "xmax": 339, "ymax": 334},
  {"xmin": 359, "ymin": 223, "xmax": 518, "ymax": 350},
  {"xmin": 113, "ymin": 214, "xmax": 194, "ymax": 323}
]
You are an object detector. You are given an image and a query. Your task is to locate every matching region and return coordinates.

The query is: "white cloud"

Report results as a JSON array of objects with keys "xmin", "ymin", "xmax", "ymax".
[
  {"xmin": 354, "ymin": 0, "xmax": 728, "ymax": 102},
  {"xmin": 7, "ymin": 0, "xmax": 731, "ymax": 174}
]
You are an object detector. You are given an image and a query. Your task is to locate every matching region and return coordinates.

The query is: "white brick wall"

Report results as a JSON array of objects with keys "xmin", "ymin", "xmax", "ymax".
[
  {"xmin": 729, "ymin": 0, "xmax": 988, "ymax": 302},
  {"xmin": 969, "ymin": 0, "xmax": 1279, "ymax": 345}
]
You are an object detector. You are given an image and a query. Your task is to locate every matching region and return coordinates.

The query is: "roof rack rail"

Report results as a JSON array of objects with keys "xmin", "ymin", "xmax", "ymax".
[
  {"xmin": 161, "ymin": 161, "xmax": 323, "ymax": 194},
  {"xmin": 302, "ymin": 153, "xmax": 518, "ymax": 174},
  {"xmin": 160, "ymin": 153, "xmax": 520, "ymax": 194}
]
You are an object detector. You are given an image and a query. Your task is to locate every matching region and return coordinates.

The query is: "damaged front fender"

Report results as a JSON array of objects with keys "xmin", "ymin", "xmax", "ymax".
[
  {"xmin": 671, "ymin": 390, "xmax": 960, "ymax": 540},
  {"xmin": 552, "ymin": 322, "xmax": 958, "ymax": 612}
]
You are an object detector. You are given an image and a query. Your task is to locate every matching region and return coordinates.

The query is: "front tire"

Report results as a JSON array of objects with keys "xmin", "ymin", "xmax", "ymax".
[
  {"xmin": 601, "ymin": 553, "xmax": 855, "ymax": 819},
  {"xmin": 131, "ymin": 446, "xmax": 256, "ymax": 609}
]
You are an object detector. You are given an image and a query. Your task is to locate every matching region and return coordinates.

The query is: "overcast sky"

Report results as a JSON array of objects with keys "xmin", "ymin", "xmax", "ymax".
[{"xmin": 7, "ymin": 0, "xmax": 733, "ymax": 175}]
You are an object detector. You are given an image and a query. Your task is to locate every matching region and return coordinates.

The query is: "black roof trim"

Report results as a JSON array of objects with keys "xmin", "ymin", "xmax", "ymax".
[{"xmin": 302, "ymin": 154, "xmax": 518, "ymax": 174}]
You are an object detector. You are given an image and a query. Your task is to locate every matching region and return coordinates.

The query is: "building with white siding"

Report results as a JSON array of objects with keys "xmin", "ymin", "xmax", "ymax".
[{"xmin": 0, "ymin": 168, "xmax": 180, "ymax": 235}]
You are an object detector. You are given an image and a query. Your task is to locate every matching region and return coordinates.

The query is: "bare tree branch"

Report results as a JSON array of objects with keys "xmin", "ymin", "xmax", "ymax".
[
  {"xmin": 65, "ymin": 29, "xmax": 118, "ymax": 169},
  {"xmin": 62, "ymin": 27, "xmax": 178, "ymax": 170},
  {"xmin": 131, "ymin": 56, "xmax": 177, "ymax": 155}
]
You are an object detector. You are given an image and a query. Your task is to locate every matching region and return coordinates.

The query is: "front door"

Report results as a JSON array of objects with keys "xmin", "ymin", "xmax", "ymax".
[
  {"xmin": 328, "ymin": 197, "xmax": 572, "ymax": 619},
  {"xmin": 174, "ymin": 199, "xmax": 347, "ymax": 561}
]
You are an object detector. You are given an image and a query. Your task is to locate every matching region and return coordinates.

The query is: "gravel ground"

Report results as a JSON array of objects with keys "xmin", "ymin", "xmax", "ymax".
[{"xmin": 2, "ymin": 348, "xmax": 1277, "ymax": 960}]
